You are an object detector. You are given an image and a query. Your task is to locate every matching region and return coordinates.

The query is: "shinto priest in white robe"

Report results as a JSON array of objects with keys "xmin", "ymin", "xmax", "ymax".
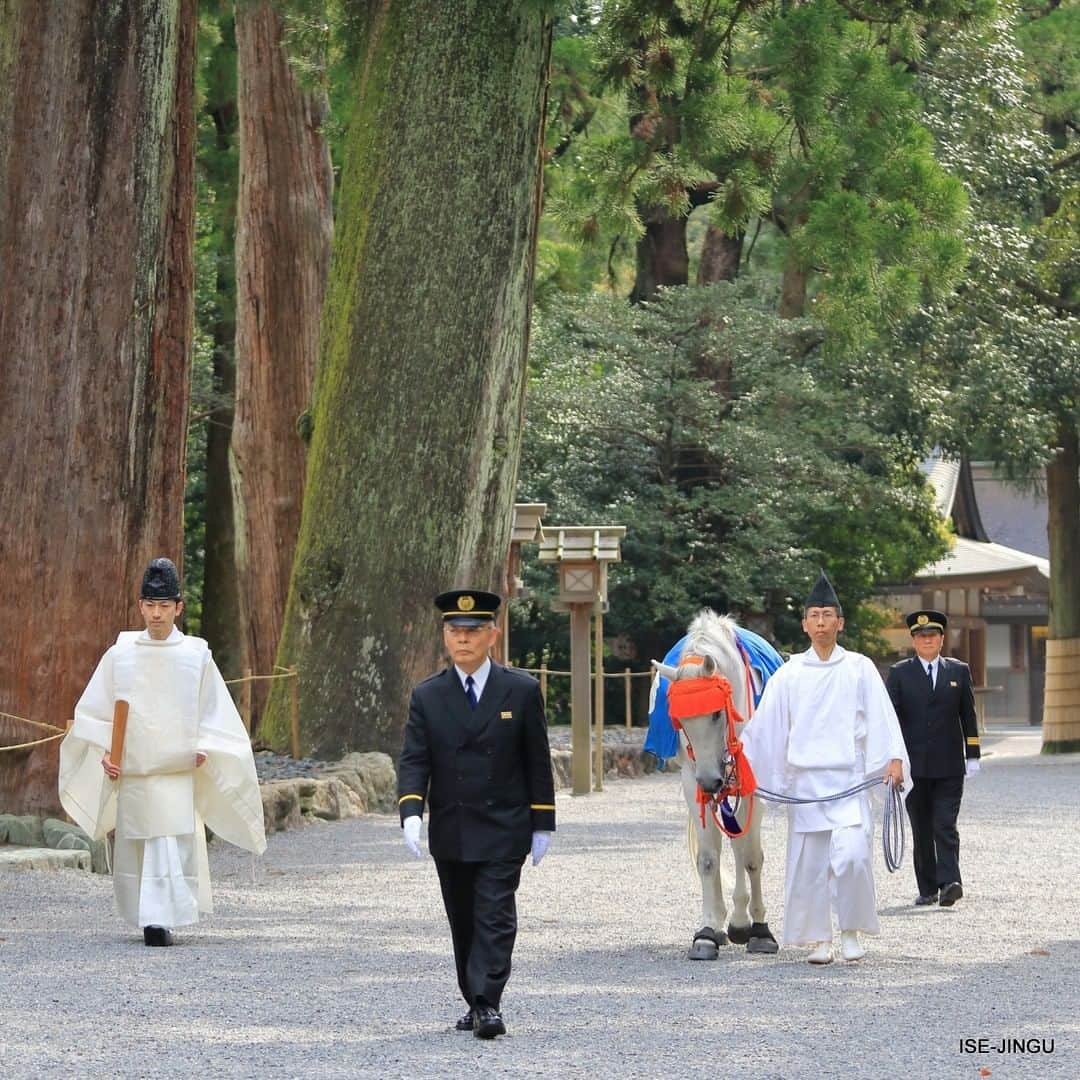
[
  {"xmin": 741, "ymin": 645, "xmax": 909, "ymax": 946},
  {"xmin": 59, "ymin": 627, "xmax": 266, "ymax": 929}
]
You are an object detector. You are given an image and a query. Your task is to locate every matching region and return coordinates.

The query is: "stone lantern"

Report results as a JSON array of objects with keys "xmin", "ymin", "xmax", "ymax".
[
  {"xmin": 539, "ymin": 526, "xmax": 626, "ymax": 794},
  {"xmin": 497, "ymin": 503, "xmax": 546, "ymax": 664}
]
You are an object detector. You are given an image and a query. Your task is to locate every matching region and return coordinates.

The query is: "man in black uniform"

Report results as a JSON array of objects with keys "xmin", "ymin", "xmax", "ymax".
[
  {"xmin": 397, "ymin": 588, "xmax": 556, "ymax": 1039},
  {"xmin": 886, "ymin": 610, "xmax": 981, "ymax": 908}
]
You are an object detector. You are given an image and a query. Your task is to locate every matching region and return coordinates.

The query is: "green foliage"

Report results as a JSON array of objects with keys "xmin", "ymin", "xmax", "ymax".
[
  {"xmin": 544, "ymin": 0, "xmax": 979, "ymax": 330},
  {"xmin": 876, "ymin": 5, "xmax": 1080, "ymax": 474},
  {"xmin": 515, "ymin": 285, "xmax": 948, "ymax": 674},
  {"xmin": 183, "ymin": 190, "xmax": 222, "ymax": 634}
]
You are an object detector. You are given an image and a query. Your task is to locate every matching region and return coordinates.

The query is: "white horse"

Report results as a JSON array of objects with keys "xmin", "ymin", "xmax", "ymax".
[{"xmin": 652, "ymin": 610, "xmax": 778, "ymax": 960}]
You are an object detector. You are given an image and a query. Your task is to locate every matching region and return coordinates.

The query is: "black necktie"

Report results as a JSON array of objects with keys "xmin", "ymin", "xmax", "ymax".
[
  {"xmin": 926, "ymin": 663, "xmax": 934, "ymax": 690},
  {"xmin": 465, "ymin": 674, "xmax": 478, "ymax": 710}
]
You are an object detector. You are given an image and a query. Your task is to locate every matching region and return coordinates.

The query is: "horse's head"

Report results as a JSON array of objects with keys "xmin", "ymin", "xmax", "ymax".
[{"xmin": 653, "ymin": 610, "xmax": 749, "ymax": 795}]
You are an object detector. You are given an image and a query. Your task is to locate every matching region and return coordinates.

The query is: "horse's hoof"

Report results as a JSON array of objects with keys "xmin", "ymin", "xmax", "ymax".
[
  {"xmin": 727, "ymin": 923, "xmax": 751, "ymax": 945},
  {"xmin": 688, "ymin": 939, "xmax": 719, "ymax": 961},
  {"xmin": 688, "ymin": 926, "xmax": 725, "ymax": 960},
  {"xmin": 746, "ymin": 922, "xmax": 779, "ymax": 955},
  {"xmin": 746, "ymin": 936, "xmax": 779, "ymax": 954}
]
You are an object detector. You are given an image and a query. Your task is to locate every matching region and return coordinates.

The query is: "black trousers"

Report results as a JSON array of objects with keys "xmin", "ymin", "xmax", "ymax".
[
  {"xmin": 435, "ymin": 857, "xmax": 524, "ymax": 1011},
  {"xmin": 906, "ymin": 775, "xmax": 964, "ymax": 896}
]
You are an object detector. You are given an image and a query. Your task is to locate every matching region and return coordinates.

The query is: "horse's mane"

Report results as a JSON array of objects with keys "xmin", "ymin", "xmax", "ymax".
[{"xmin": 678, "ymin": 609, "xmax": 743, "ymax": 682}]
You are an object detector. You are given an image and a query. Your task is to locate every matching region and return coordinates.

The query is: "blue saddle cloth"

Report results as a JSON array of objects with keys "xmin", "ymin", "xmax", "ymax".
[{"xmin": 643, "ymin": 627, "xmax": 784, "ymax": 764}]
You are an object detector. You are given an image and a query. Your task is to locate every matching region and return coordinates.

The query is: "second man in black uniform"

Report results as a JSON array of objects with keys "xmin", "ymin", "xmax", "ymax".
[
  {"xmin": 398, "ymin": 589, "xmax": 556, "ymax": 1039},
  {"xmin": 886, "ymin": 610, "xmax": 981, "ymax": 908}
]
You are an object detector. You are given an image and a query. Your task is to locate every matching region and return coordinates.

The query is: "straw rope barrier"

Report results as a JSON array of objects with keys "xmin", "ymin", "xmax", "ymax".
[
  {"xmin": 223, "ymin": 670, "xmax": 296, "ymax": 686},
  {"xmin": 0, "ymin": 665, "xmax": 301, "ymax": 755},
  {"xmin": 0, "ymin": 710, "xmax": 66, "ymax": 753}
]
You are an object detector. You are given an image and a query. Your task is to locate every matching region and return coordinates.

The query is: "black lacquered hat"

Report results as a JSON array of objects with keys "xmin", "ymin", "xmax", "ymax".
[
  {"xmin": 140, "ymin": 557, "xmax": 182, "ymax": 601},
  {"xmin": 804, "ymin": 569, "xmax": 840, "ymax": 610}
]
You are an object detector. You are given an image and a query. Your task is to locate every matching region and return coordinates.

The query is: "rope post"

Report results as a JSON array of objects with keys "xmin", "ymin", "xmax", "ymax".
[
  {"xmin": 241, "ymin": 668, "xmax": 252, "ymax": 734},
  {"xmin": 289, "ymin": 666, "xmax": 300, "ymax": 760},
  {"xmin": 624, "ymin": 667, "xmax": 632, "ymax": 731},
  {"xmin": 539, "ymin": 663, "xmax": 548, "ymax": 704},
  {"xmin": 593, "ymin": 605, "xmax": 604, "ymax": 792}
]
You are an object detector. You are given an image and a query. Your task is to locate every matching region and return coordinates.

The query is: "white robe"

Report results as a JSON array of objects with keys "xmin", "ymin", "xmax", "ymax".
[
  {"xmin": 741, "ymin": 645, "xmax": 909, "ymax": 944},
  {"xmin": 59, "ymin": 628, "xmax": 266, "ymax": 928}
]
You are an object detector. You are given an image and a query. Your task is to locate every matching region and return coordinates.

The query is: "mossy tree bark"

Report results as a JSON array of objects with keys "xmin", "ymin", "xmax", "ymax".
[
  {"xmin": 231, "ymin": 1, "xmax": 333, "ymax": 732},
  {"xmin": 1043, "ymin": 421, "xmax": 1080, "ymax": 752},
  {"xmin": 0, "ymin": 0, "xmax": 196, "ymax": 813},
  {"xmin": 263, "ymin": 2, "xmax": 552, "ymax": 758}
]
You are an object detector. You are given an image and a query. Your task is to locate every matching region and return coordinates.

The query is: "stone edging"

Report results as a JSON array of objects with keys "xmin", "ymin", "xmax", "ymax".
[{"xmin": 1, "ymin": 746, "xmax": 663, "ymax": 871}]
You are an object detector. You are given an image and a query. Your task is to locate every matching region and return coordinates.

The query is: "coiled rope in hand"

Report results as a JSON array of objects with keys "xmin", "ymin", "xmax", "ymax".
[{"xmin": 753, "ymin": 775, "xmax": 906, "ymax": 873}]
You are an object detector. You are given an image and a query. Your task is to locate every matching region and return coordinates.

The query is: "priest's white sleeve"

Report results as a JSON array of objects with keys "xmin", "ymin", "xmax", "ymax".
[
  {"xmin": 861, "ymin": 659, "xmax": 910, "ymax": 786},
  {"xmin": 193, "ymin": 652, "xmax": 267, "ymax": 855},
  {"xmin": 58, "ymin": 647, "xmax": 119, "ymax": 840},
  {"xmin": 740, "ymin": 669, "xmax": 791, "ymax": 795}
]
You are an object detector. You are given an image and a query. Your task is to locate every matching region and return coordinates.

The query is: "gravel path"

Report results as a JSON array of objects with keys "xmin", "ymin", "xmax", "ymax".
[{"xmin": 1, "ymin": 730, "xmax": 1077, "ymax": 1079}]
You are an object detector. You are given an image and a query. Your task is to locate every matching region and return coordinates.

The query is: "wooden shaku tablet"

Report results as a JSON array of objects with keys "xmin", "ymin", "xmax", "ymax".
[{"xmin": 109, "ymin": 700, "xmax": 129, "ymax": 772}]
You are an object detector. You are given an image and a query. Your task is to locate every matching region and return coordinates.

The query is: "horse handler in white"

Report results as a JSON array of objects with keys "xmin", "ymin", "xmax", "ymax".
[{"xmin": 740, "ymin": 571, "xmax": 909, "ymax": 964}]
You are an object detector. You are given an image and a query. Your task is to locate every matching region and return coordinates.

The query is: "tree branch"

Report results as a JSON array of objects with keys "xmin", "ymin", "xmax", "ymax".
[
  {"xmin": 834, "ymin": 0, "xmax": 902, "ymax": 25},
  {"xmin": 551, "ymin": 105, "xmax": 598, "ymax": 160},
  {"xmin": 1019, "ymin": 278, "xmax": 1080, "ymax": 315},
  {"xmin": 1051, "ymin": 147, "xmax": 1080, "ymax": 173}
]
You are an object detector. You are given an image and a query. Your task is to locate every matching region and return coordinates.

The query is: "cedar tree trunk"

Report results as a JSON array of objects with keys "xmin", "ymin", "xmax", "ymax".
[
  {"xmin": 0, "ymin": 0, "xmax": 196, "ymax": 814},
  {"xmin": 200, "ymin": 88, "xmax": 244, "ymax": 684},
  {"xmin": 262, "ymin": 2, "xmax": 552, "ymax": 758},
  {"xmin": 697, "ymin": 225, "xmax": 743, "ymax": 284},
  {"xmin": 231, "ymin": 1, "xmax": 333, "ymax": 733},
  {"xmin": 630, "ymin": 212, "xmax": 689, "ymax": 303},
  {"xmin": 1043, "ymin": 421, "xmax": 1080, "ymax": 752},
  {"xmin": 779, "ymin": 262, "xmax": 809, "ymax": 318}
]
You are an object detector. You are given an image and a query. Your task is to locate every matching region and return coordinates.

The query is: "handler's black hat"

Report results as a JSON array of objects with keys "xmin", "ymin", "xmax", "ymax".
[
  {"xmin": 140, "ymin": 557, "xmax": 182, "ymax": 601},
  {"xmin": 906, "ymin": 609, "xmax": 947, "ymax": 635},
  {"xmin": 804, "ymin": 569, "xmax": 841, "ymax": 610},
  {"xmin": 435, "ymin": 589, "xmax": 501, "ymax": 627}
]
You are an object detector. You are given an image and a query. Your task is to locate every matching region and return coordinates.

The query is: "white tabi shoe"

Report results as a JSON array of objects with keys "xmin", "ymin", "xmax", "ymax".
[
  {"xmin": 841, "ymin": 931, "xmax": 865, "ymax": 962},
  {"xmin": 807, "ymin": 941, "xmax": 834, "ymax": 965}
]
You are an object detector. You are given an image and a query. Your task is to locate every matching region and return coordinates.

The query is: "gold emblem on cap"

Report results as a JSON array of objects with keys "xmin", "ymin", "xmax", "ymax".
[
  {"xmin": 458, "ymin": 595, "xmax": 476, "ymax": 612},
  {"xmin": 917, "ymin": 614, "xmax": 929, "ymax": 625}
]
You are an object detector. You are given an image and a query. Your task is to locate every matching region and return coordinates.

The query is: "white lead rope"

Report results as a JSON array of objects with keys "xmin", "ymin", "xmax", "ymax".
[{"xmin": 750, "ymin": 774, "xmax": 907, "ymax": 873}]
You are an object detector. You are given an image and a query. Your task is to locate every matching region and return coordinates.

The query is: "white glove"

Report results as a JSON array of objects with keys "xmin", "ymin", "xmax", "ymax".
[
  {"xmin": 965, "ymin": 759, "xmax": 980, "ymax": 779},
  {"xmin": 403, "ymin": 816, "xmax": 423, "ymax": 858},
  {"xmin": 531, "ymin": 831, "xmax": 552, "ymax": 867}
]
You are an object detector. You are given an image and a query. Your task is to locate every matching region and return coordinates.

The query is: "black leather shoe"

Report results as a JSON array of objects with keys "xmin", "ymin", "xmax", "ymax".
[
  {"xmin": 939, "ymin": 882, "xmax": 963, "ymax": 907},
  {"xmin": 914, "ymin": 892, "xmax": 938, "ymax": 906},
  {"xmin": 455, "ymin": 1012, "xmax": 474, "ymax": 1032},
  {"xmin": 472, "ymin": 1004, "xmax": 506, "ymax": 1039},
  {"xmin": 143, "ymin": 926, "xmax": 174, "ymax": 946}
]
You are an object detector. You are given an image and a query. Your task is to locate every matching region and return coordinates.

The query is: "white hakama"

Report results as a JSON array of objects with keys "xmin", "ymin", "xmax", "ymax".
[
  {"xmin": 112, "ymin": 833, "xmax": 210, "ymax": 928},
  {"xmin": 60, "ymin": 627, "xmax": 265, "ymax": 931},
  {"xmin": 742, "ymin": 645, "xmax": 909, "ymax": 946}
]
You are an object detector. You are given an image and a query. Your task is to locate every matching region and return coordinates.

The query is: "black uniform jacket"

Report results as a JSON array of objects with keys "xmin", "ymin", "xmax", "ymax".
[
  {"xmin": 886, "ymin": 656, "xmax": 980, "ymax": 778},
  {"xmin": 397, "ymin": 663, "xmax": 556, "ymax": 862}
]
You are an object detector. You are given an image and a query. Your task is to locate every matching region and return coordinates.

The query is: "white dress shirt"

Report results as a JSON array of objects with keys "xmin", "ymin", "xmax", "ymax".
[
  {"xmin": 924, "ymin": 658, "xmax": 939, "ymax": 689},
  {"xmin": 454, "ymin": 657, "xmax": 492, "ymax": 702}
]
